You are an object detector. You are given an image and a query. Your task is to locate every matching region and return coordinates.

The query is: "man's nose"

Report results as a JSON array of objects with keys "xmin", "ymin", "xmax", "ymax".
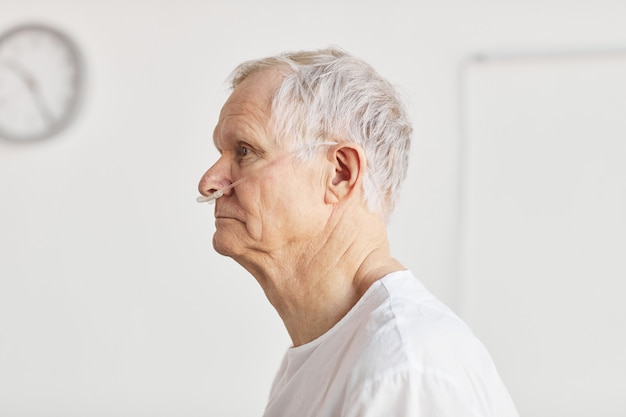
[{"xmin": 198, "ymin": 158, "xmax": 232, "ymax": 196}]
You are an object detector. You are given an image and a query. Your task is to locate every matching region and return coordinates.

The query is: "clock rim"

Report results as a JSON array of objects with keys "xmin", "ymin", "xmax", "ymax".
[{"xmin": 0, "ymin": 22, "xmax": 85, "ymax": 143}]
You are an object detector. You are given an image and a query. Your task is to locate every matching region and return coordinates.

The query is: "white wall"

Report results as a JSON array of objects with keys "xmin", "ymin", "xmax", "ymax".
[
  {"xmin": 462, "ymin": 53, "xmax": 626, "ymax": 417},
  {"xmin": 1, "ymin": 1, "xmax": 625, "ymax": 416}
]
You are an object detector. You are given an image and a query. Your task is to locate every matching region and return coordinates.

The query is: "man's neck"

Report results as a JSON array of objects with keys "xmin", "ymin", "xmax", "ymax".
[{"xmin": 240, "ymin": 208, "xmax": 405, "ymax": 347}]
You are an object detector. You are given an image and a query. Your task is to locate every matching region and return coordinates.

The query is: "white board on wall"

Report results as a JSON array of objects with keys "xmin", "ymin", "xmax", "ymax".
[{"xmin": 461, "ymin": 50, "xmax": 626, "ymax": 417}]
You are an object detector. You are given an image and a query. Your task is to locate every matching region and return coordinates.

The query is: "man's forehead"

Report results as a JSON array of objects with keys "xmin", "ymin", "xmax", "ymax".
[
  {"xmin": 213, "ymin": 107, "xmax": 269, "ymax": 146},
  {"xmin": 226, "ymin": 69, "xmax": 281, "ymax": 108},
  {"xmin": 212, "ymin": 73, "xmax": 280, "ymax": 149}
]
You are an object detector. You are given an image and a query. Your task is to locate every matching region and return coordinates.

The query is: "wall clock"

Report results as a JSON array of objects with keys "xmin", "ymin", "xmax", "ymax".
[{"xmin": 0, "ymin": 23, "xmax": 83, "ymax": 142}]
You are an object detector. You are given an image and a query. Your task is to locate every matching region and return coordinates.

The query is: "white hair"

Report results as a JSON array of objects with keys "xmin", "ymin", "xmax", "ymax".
[{"xmin": 229, "ymin": 47, "xmax": 412, "ymax": 220}]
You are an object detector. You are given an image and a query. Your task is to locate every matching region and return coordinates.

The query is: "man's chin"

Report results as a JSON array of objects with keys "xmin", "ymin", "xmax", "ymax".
[{"xmin": 212, "ymin": 234, "xmax": 242, "ymax": 258}]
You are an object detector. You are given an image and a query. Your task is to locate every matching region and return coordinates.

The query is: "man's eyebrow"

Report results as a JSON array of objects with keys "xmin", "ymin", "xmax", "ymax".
[{"xmin": 213, "ymin": 127, "xmax": 243, "ymax": 152}]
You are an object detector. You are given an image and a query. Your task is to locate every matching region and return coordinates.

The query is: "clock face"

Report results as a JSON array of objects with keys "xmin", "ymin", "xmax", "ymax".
[{"xmin": 0, "ymin": 23, "xmax": 83, "ymax": 142}]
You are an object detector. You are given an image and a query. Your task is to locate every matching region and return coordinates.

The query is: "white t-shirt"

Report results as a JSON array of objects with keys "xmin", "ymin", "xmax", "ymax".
[{"xmin": 263, "ymin": 270, "xmax": 519, "ymax": 417}]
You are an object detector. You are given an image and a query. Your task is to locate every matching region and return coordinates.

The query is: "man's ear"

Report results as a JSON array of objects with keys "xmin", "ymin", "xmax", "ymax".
[{"xmin": 325, "ymin": 144, "xmax": 365, "ymax": 204}]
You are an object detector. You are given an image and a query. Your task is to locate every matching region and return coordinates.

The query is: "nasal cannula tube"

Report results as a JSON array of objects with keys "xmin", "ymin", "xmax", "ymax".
[
  {"xmin": 196, "ymin": 176, "xmax": 248, "ymax": 204},
  {"xmin": 196, "ymin": 141, "xmax": 338, "ymax": 204}
]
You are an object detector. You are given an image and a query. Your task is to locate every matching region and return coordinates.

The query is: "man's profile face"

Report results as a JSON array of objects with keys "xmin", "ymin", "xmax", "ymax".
[{"xmin": 198, "ymin": 70, "xmax": 330, "ymax": 263}]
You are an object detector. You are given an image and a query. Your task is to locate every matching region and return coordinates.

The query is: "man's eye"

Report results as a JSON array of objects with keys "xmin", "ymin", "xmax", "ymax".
[{"xmin": 235, "ymin": 143, "xmax": 259, "ymax": 163}]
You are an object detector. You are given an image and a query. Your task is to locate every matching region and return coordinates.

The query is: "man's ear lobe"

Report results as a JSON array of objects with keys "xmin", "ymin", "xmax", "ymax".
[{"xmin": 325, "ymin": 144, "xmax": 365, "ymax": 203}]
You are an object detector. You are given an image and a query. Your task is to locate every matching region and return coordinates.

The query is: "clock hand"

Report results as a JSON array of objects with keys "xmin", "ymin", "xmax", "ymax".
[{"xmin": 0, "ymin": 59, "xmax": 56, "ymax": 127}]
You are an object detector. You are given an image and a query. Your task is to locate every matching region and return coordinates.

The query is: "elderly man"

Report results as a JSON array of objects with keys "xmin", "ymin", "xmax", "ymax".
[{"xmin": 198, "ymin": 48, "xmax": 518, "ymax": 417}]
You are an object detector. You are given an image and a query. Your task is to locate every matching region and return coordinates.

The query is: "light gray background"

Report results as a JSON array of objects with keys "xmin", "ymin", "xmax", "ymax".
[
  {"xmin": 1, "ymin": 1, "xmax": 625, "ymax": 416},
  {"xmin": 462, "ymin": 53, "xmax": 626, "ymax": 417}
]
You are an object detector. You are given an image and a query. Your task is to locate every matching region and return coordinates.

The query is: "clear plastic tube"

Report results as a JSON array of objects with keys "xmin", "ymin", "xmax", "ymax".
[
  {"xmin": 196, "ymin": 141, "xmax": 338, "ymax": 204},
  {"xmin": 196, "ymin": 176, "xmax": 248, "ymax": 204}
]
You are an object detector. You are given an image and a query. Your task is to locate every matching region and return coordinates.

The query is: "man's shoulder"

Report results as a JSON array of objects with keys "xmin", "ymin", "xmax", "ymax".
[
  {"xmin": 348, "ymin": 270, "xmax": 496, "ymax": 386},
  {"xmin": 339, "ymin": 271, "xmax": 518, "ymax": 416},
  {"xmin": 363, "ymin": 270, "xmax": 474, "ymax": 346}
]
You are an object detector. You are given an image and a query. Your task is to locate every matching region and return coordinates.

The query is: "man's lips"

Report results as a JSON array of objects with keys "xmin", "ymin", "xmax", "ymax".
[
  {"xmin": 214, "ymin": 200, "xmax": 244, "ymax": 222},
  {"xmin": 214, "ymin": 211, "xmax": 243, "ymax": 222}
]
